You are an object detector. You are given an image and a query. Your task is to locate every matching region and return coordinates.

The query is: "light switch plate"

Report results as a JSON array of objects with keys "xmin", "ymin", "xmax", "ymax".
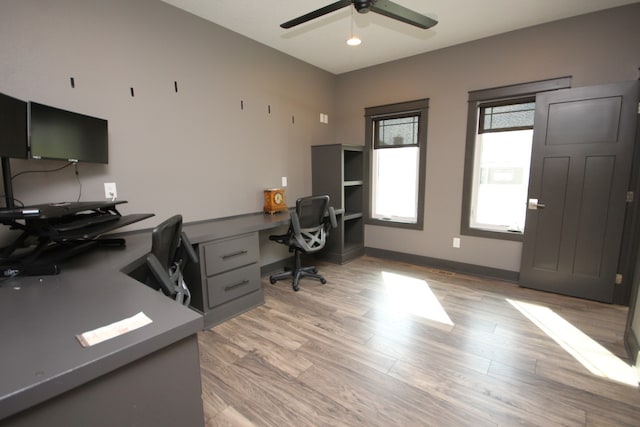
[{"xmin": 104, "ymin": 182, "xmax": 117, "ymax": 200}]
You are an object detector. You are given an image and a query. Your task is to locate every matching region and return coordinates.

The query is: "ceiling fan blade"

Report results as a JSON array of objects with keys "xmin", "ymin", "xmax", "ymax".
[
  {"xmin": 369, "ymin": 0, "xmax": 438, "ymax": 29},
  {"xmin": 281, "ymin": 0, "xmax": 352, "ymax": 29}
]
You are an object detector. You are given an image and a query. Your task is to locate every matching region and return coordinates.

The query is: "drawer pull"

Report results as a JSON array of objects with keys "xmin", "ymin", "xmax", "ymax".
[
  {"xmin": 225, "ymin": 279, "xmax": 250, "ymax": 292},
  {"xmin": 221, "ymin": 250, "xmax": 248, "ymax": 260}
]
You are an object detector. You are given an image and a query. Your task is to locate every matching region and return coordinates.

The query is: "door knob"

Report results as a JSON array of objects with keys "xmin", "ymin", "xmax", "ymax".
[{"xmin": 528, "ymin": 198, "xmax": 546, "ymax": 210}]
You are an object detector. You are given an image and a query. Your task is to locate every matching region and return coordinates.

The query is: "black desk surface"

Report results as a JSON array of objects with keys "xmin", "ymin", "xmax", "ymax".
[
  {"xmin": 0, "ymin": 210, "xmax": 296, "ymax": 420},
  {"xmin": 54, "ymin": 213, "xmax": 154, "ymax": 240},
  {"xmin": 0, "ymin": 200, "xmax": 127, "ymax": 221}
]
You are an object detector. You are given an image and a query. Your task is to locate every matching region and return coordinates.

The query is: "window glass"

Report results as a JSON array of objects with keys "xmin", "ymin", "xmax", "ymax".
[
  {"xmin": 470, "ymin": 128, "xmax": 533, "ymax": 233},
  {"xmin": 375, "ymin": 115, "xmax": 419, "ymax": 147},
  {"xmin": 372, "ymin": 145, "xmax": 419, "ymax": 222},
  {"xmin": 480, "ymin": 101, "xmax": 535, "ymax": 133}
]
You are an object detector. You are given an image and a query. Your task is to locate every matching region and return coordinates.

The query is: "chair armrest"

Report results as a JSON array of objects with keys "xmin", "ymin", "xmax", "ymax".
[
  {"xmin": 180, "ymin": 231, "xmax": 199, "ymax": 264},
  {"xmin": 146, "ymin": 253, "xmax": 175, "ymax": 296},
  {"xmin": 328, "ymin": 206, "xmax": 337, "ymax": 229},
  {"xmin": 291, "ymin": 210, "xmax": 301, "ymax": 236}
]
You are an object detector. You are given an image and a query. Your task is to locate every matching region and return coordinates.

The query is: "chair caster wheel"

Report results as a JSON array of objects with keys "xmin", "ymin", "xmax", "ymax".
[
  {"xmin": 270, "ymin": 277, "xmax": 276, "ymax": 284},
  {"xmin": 320, "ymin": 278, "xmax": 327, "ymax": 284},
  {"xmin": 293, "ymin": 285, "xmax": 300, "ymax": 292}
]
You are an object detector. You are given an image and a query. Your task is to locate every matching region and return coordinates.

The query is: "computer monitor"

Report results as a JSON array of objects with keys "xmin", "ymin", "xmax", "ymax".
[
  {"xmin": 29, "ymin": 102, "xmax": 108, "ymax": 164},
  {"xmin": 0, "ymin": 92, "xmax": 28, "ymax": 159},
  {"xmin": 0, "ymin": 92, "xmax": 29, "ymax": 209}
]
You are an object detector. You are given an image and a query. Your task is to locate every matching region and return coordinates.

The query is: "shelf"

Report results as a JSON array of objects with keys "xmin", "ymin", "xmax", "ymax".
[
  {"xmin": 312, "ymin": 144, "xmax": 365, "ymax": 264},
  {"xmin": 344, "ymin": 212, "xmax": 363, "ymax": 221},
  {"xmin": 344, "ymin": 185, "xmax": 363, "ymax": 217},
  {"xmin": 344, "ymin": 241, "xmax": 363, "ymax": 255},
  {"xmin": 343, "ymin": 148, "xmax": 364, "ymax": 182}
]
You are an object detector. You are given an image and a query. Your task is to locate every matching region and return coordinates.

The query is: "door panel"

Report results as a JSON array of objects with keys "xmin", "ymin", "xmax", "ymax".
[
  {"xmin": 573, "ymin": 155, "xmax": 615, "ymax": 277},
  {"xmin": 520, "ymin": 81, "xmax": 639, "ymax": 302},
  {"xmin": 533, "ymin": 156, "xmax": 569, "ymax": 271},
  {"xmin": 547, "ymin": 96, "xmax": 622, "ymax": 145}
]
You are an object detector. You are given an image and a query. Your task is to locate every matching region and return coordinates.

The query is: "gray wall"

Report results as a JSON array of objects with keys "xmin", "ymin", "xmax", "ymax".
[
  {"xmin": 1, "ymin": 1, "xmax": 639, "ymax": 274},
  {"xmin": 0, "ymin": 0, "xmax": 336, "ymax": 243},
  {"xmin": 335, "ymin": 4, "xmax": 640, "ymax": 273}
]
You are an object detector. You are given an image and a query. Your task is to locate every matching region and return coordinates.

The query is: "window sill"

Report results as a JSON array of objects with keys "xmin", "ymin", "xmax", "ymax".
[
  {"xmin": 461, "ymin": 226, "xmax": 523, "ymax": 242},
  {"xmin": 366, "ymin": 217, "xmax": 423, "ymax": 230}
]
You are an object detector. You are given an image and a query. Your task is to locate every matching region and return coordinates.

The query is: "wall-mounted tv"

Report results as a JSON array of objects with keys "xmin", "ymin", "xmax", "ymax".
[
  {"xmin": 29, "ymin": 102, "xmax": 108, "ymax": 164},
  {"xmin": 0, "ymin": 92, "xmax": 28, "ymax": 159}
]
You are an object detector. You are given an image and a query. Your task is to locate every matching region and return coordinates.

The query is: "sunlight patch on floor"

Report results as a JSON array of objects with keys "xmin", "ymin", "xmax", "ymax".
[
  {"xmin": 381, "ymin": 271, "xmax": 453, "ymax": 326},
  {"xmin": 507, "ymin": 298, "xmax": 638, "ymax": 387}
]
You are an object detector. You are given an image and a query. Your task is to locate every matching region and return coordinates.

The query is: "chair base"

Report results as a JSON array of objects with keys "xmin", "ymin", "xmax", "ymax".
[{"xmin": 269, "ymin": 250, "xmax": 327, "ymax": 292}]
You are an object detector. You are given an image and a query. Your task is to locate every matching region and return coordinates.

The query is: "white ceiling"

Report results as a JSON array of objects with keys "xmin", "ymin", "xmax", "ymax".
[{"xmin": 160, "ymin": 0, "xmax": 639, "ymax": 75}]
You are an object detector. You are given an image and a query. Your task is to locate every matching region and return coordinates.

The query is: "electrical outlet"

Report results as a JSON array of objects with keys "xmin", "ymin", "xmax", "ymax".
[
  {"xmin": 104, "ymin": 182, "xmax": 117, "ymax": 200},
  {"xmin": 453, "ymin": 237, "xmax": 461, "ymax": 248},
  {"xmin": 282, "ymin": 176, "xmax": 287, "ymax": 187}
]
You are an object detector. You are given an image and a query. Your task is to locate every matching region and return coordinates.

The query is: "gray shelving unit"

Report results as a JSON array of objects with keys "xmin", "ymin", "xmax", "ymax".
[{"xmin": 312, "ymin": 144, "xmax": 364, "ymax": 263}]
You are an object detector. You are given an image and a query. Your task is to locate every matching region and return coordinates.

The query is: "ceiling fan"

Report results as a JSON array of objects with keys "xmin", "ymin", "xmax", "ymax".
[{"xmin": 280, "ymin": 0, "xmax": 438, "ymax": 30}]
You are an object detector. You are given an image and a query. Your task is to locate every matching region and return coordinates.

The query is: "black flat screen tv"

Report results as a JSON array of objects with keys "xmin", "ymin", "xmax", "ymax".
[
  {"xmin": 29, "ymin": 102, "xmax": 108, "ymax": 164},
  {"xmin": 0, "ymin": 92, "xmax": 28, "ymax": 159}
]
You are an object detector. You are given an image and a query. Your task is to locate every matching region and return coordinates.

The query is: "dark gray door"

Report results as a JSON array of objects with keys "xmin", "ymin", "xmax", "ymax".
[{"xmin": 520, "ymin": 81, "xmax": 639, "ymax": 302}]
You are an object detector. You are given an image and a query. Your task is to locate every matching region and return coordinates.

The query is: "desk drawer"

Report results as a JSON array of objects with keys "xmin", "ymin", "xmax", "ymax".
[
  {"xmin": 207, "ymin": 263, "xmax": 260, "ymax": 309},
  {"xmin": 203, "ymin": 233, "xmax": 258, "ymax": 276}
]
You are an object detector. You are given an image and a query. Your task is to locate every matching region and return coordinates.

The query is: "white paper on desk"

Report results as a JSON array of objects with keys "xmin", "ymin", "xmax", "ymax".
[{"xmin": 76, "ymin": 312, "xmax": 152, "ymax": 348}]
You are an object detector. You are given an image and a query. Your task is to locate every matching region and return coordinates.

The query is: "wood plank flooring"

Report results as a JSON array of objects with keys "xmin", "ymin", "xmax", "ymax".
[{"xmin": 198, "ymin": 256, "xmax": 640, "ymax": 426}]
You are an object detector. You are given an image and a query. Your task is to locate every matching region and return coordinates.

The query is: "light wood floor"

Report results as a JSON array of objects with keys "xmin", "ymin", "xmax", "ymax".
[{"xmin": 198, "ymin": 256, "xmax": 640, "ymax": 426}]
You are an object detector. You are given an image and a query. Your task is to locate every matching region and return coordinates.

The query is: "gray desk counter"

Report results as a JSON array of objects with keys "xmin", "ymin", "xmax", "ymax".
[
  {"xmin": 182, "ymin": 210, "xmax": 290, "ymax": 244},
  {"xmin": 0, "ymin": 210, "xmax": 294, "ymax": 425},
  {"xmin": 0, "ymin": 229, "xmax": 204, "ymax": 425}
]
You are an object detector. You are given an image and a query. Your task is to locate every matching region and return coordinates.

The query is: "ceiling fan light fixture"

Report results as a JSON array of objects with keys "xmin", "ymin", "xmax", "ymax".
[
  {"xmin": 354, "ymin": 0, "xmax": 372, "ymax": 13},
  {"xmin": 347, "ymin": 7, "xmax": 361, "ymax": 46},
  {"xmin": 347, "ymin": 36, "xmax": 362, "ymax": 46}
]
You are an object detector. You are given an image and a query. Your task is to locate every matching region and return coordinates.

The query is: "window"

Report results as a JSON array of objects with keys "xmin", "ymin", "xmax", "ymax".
[
  {"xmin": 461, "ymin": 77, "xmax": 572, "ymax": 241},
  {"xmin": 471, "ymin": 99, "xmax": 534, "ymax": 234},
  {"xmin": 365, "ymin": 99, "xmax": 429, "ymax": 229},
  {"xmin": 479, "ymin": 100, "xmax": 535, "ymax": 133}
]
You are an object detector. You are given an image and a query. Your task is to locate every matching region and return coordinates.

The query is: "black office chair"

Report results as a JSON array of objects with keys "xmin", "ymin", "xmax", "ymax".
[
  {"xmin": 269, "ymin": 195, "xmax": 337, "ymax": 291},
  {"xmin": 145, "ymin": 215, "xmax": 198, "ymax": 306}
]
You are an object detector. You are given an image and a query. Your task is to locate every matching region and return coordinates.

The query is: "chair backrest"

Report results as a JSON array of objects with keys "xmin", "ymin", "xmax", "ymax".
[
  {"xmin": 297, "ymin": 195, "xmax": 329, "ymax": 227},
  {"xmin": 150, "ymin": 214, "xmax": 182, "ymax": 272},
  {"xmin": 292, "ymin": 195, "xmax": 330, "ymax": 253},
  {"xmin": 146, "ymin": 214, "xmax": 197, "ymax": 305}
]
